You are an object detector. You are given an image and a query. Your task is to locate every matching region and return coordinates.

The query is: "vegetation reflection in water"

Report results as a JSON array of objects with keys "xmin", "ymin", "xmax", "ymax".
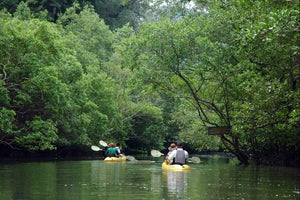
[{"xmin": 0, "ymin": 156, "xmax": 299, "ymax": 200}]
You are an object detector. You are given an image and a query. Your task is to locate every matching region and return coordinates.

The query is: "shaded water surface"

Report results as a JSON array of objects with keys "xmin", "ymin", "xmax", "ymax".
[{"xmin": 0, "ymin": 156, "xmax": 299, "ymax": 200}]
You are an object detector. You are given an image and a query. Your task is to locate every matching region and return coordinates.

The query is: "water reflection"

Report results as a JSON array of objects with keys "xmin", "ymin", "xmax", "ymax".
[
  {"xmin": 163, "ymin": 170, "xmax": 188, "ymax": 199},
  {"xmin": 0, "ymin": 162, "xmax": 57, "ymax": 200},
  {"xmin": 90, "ymin": 161, "xmax": 128, "ymax": 198},
  {"xmin": 0, "ymin": 157, "xmax": 299, "ymax": 200},
  {"xmin": 150, "ymin": 168, "xmax": 162, "ymax": 193}
]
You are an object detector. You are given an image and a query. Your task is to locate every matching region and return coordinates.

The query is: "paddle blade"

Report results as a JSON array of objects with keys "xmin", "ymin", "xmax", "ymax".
[
  {"xmin": 151, "ymin": 150, "xmax": 164, "ymax": 157},
  {"xmin": 99, "ymin": 140, "xmax": 108, "ymax": 147},
  {"xmin": 91, "ymin": 145, "xmax": 101, "ymax": 151},
  {"xmin": 191, "ymin": 156, "xmax": 201, "ymax": 163},
  {"xmin": 126, "ymin": 155, "xmax": 136, "ymax": 161}
]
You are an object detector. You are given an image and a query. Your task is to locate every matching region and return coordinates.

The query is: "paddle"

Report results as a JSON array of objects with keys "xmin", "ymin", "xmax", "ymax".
[
  {"xmin": 151, "ymin": 149, "xmax": 201, "ymax": 163},
  {"xmin": 151, "ymin": 150, "xmax": 164, "ymax": 157},
  {"xmin": 91, "ymin": 145, "xmax": 102, "ymax": 151},
  {"xmin": 90, "ymin": 140, "xmax": 108, "ymax": 153},
  {"xmin": 187, "ymin": 156, "xmax": 201, "ymax": 163},
  {"xmin": 99, "ymin": 140, "xmax": 108, "ymax": 147},
  {"xmin": 126, "ymin": 155, "xmax": 137, "ymax": 161},
  {"xmin": 90, "ymin": 139, "xmax": 108, "ymax": 152}
]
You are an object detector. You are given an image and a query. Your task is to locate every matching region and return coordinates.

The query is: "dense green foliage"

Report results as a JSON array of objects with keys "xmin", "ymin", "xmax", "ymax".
[
  {"xmin": 0, "ymin": 0, "xmax": 152, "ymax": 31},
  {"xmin": 0, "ymin": 2, "xmax": 165, "ymax": 153},
  {"xmin": 0, "ymin": 0, "xmax": 299, "ymax": 166},
  {"xmin": 121, "ymin": 0, "xmax": 300, "ymax": 165}
]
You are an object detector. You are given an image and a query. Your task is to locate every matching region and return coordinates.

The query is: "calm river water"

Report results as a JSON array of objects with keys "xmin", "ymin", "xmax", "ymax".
[{"xmin": 0, "ymin": 155, "xmax": 299, "ymax": 200}]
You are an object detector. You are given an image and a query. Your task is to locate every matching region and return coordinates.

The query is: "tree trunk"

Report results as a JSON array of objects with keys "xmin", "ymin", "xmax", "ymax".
[{"xmin": 220, "ymin": 135, "xmax": 249, "ymax": 165}]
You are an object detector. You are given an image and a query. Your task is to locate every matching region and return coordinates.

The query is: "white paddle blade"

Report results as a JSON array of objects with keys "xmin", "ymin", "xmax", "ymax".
[
  {"xmin": 191, "ymin": 156, "xmax": 201, "ymax": 163},
  {"xmin": 91, "ymin": 145, "xmax": 101, "ymax": 151},
  {"xmin": 126, "ymin": 155, "xmax": 136, "ymax": 161},
  {"xmin": 151, "ymin": 150, "xmax": 164, "ymax": 157},
  {"xmin": 99, "ymin": 140, "xmax": 108, "ymax": 147}
]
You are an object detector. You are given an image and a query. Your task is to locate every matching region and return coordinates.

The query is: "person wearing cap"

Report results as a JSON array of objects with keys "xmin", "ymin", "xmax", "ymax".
[
  {"xmin": 105, "ymin": 143, "xmax": 119, "ymax": 157},
  {"xmin": 167, "ymin": 142, "xmax": 188, "ymax": 165}
]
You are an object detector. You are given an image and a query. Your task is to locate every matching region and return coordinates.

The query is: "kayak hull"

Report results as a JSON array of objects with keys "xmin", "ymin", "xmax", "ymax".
[
  {"xmin": 162, "ymin": 161, "xmax": 191, "ymax": 171},
  {"xmin": 104, "ymin": 156, "xmax": 127, "ymax": 162}
]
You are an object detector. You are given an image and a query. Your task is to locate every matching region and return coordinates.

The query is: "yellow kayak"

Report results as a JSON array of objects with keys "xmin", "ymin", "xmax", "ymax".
[
  {"xmin": 162, "ymin": 161, "xmax": 191, "ymax": 171},
  {"xmin": 104, "ymin": 156, "xmax": 127, "ymax": 162}
]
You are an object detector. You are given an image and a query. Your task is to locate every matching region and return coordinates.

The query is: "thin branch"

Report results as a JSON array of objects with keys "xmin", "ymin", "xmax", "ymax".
[
  {"xmin": 212, "ymin": 79, "xmax": 224, "ymax": 103},
  {"xmin": 0, "ymin": 139, "xmax": 17, "ymax": 150},
  {"xmin": 1, "ymin": 63, "xmax": 7, "ymax": 80},
  {"xmin": 122, "ymin": 107, "xmax": 144, "ymax": 123},
  {"xmin": 249, "ymin": 58, "xmax": 282, "ymax": 69}
]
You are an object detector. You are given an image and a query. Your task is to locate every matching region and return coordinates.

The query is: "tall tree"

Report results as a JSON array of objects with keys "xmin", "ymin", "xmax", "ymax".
[{"xmin": 121, "ymin": 0, "xmax": 300, "ymax": 165}]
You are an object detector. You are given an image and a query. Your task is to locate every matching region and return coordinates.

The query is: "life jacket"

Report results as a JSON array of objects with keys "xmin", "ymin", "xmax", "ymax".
[{"xmin": 173, "ymin": 149, "xmax": 186, "ymax": 165}]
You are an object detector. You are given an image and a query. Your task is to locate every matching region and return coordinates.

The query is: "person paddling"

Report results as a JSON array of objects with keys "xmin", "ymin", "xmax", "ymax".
[
  {"xmin": 167, "ymin": 142, "xmax": 188, "ymax": 165},
  {"xmin": 167, "ymin": 143, "xmax": 177, "ymax": 157},
  {"xmin": 105, "ymin": 143, "xmax": 119, "ymax": 157},
  {"xmin": 116, "ymin": 143, "xmax": 125, "ymax": 157}
]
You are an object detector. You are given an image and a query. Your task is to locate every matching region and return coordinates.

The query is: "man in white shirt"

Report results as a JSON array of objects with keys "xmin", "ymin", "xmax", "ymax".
[
  {"xmin": 116, "ymin": 143, "xmax": 125, "ymax": 157},
  {"xmin": 167, "ymin": 142, "xmax": 189, "ymax": 165}
]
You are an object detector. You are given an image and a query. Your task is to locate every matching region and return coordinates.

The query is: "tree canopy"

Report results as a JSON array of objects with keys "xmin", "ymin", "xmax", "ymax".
[
  {"xmin": 120, "ymin": 0, "xmax": 300, "ymax": 165},
  {"xmin": 0, "ymin": 0, "xmax": 299, "ymax": 166}
]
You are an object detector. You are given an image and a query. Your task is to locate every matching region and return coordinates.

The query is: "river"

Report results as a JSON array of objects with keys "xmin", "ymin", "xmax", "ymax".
[{"xmin": 0, "ymin": 155, "xmax": 299, "ymax": 200}]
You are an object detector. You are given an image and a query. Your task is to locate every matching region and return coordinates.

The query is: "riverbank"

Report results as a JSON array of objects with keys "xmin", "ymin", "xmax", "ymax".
[{"xmin": 0, "ymin": 145, "xmax": 299, "ymax": 167}]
